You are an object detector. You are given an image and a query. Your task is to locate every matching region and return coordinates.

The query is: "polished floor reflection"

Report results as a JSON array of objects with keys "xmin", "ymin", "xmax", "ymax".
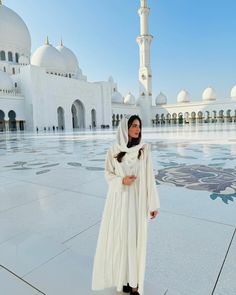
[{"xmin": 0, "ymin": 124, "xmax": 236, "ymax": 295}]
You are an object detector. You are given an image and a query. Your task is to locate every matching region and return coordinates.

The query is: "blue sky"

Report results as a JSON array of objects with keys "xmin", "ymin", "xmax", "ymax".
[{"xmin": 5, "ymin": 0, "xmax": 236, "ymax": 103}]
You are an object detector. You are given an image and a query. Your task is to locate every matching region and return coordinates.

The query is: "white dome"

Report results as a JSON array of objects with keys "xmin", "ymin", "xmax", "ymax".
[
  {"xmin": 56, "ymin": 43, "xmax": 79, "ymax": 73},
  {"xmin": 0, "ymin": 70, "xmax": 13, "ymax": 91},
  {"xmin": 0, "ymin": 4, "xmax": 31, "ymax": 54},
  {"xmin": 202, "ymin": 87, "xmax": 216, "ymax": 101},
  {"xmin": 177, "ymin": 90, "xmax": 190, "ymax": 103},
  {"xmin": 230, "ymin": 85, "xmax": 236, "ymax": 100},
  {"xmin": 156, "ymin": 92, "xmax": 167, "ymax": 105},
  {"xmin": 112, "ymin": 90, "xmax": 123, "ymax": 104},
  {"xmin": 124, "ymin": 92, "xmax": 136, "ymax": 105},
  {"xmin": 31, "ymin": 42, "xmax": 67, "ymax": 73}
]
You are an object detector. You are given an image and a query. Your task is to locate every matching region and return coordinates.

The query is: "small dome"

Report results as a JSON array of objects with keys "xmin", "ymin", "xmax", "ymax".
[
  {"xmin": 177, "ymin": 90, "xmax": 190, "ymax": 103},
  {"xmin": 202, "ymin": 87, "xmax": 216, "ymax": 101},
  {"xmin": 0, "ymin": 70, "xmax": 13, "ymax": 91},
  {"xmin": 31, "ymin": 41, "xmax": 67, "ymax": 73},
  {"xmin": 19, "ymin": 55, "xmax": 29, "ymax": 65},
  {"xmin": 56, "ymin": 43, "xmax": 79, "ymax": 73},
  {"xmin": 112, "ymin": 90, "xmax": 123, "ymax": 104},
  {"xmin": 230, "ymin": 85, "xmax": 236, "ymax": 100},
  {"xmin": 156, "ymin": 92, "xmax": 167, "ymax": 105},
  {"xmin": 0, "ymin": 4, "xmax": 31, "ymax": 55},
  {"xmin": 124, "ymin": 92, "xmax": 136, "ymax": 105},
  {"xmin": 108, "ymin": 76, "xmax": 114, "ymax": 83}
]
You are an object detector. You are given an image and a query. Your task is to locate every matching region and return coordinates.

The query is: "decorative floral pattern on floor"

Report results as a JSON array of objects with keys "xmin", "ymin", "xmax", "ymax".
[{"xmin": 156, "ymin": 164, "xmax": 236, "ymax": 204}]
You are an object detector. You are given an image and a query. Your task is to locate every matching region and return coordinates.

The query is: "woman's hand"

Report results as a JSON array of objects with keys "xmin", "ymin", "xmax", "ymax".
[
  {"xmin": 150, "ymin": 210, "xmax": 158, "ymax": 219},
  {"xmin": 122, "ymin": 175, "xmax": 137, "ymax": 185}
]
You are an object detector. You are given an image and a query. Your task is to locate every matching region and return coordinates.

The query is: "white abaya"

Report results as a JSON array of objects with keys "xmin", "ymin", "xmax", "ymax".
[{"xmin": 92, "ymin": 118, "xmax": 160, "ymax": 295}]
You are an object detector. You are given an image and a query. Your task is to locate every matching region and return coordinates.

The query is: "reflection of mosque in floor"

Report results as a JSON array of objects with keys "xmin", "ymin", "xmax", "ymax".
[{"xmin": 0, "ymin": 0, "xmax": 236, "ymax": 132}]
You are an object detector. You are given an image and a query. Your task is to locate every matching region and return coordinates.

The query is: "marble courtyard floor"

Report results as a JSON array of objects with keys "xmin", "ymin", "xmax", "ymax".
[{"xmin": 0, "ymin": 124, "xmax": 236, "ymax": 295}]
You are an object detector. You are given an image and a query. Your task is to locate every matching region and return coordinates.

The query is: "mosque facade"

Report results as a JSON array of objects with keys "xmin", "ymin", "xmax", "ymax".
[{"xmin": 0, "ymin": 0, "xmax": 236, "ymax": 132}]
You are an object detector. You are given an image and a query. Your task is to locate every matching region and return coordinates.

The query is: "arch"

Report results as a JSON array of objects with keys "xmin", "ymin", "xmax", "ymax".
[
  {"xmin": 0, "ymin": 110, "xmax": 5, "ymax": 132},
  {"xmin": 197, "ymin": 111, "xmax": 203, "ymax": 123},
  {"xmin": 204, "ymin": 111, "xmax": 210, "ymax": 123},
  {"xmin": 8, "ymin": 110, "xmax": 16, "ymax": 131},
  {"xmin": 172, "ymin": 113, "xmax": 177, "ymax": 124},
  {"xmin": 219, "ymin": 110, "xmax": 224, "ymax": 117},
  {"xmin": 172, "ymin": 113, "xmax": 177, "ymax": 119},
  {"xmin": 226, "ymin": 109, "xmax": 231, "ymax": 117},
  {"xmin": 226, "ymin": 109, "xmax": 232, "ymax": 122},
  {"xmin": 178, "ymin": 112, "xmax": 183, "ymax": 124},
  {"xmin": 161, "ymin": 113, "xmax": 165, "ymax": 124},
  {"xmin": 12, "ymin": 68, "xmax": 15, "ymax": 75},
  {"xmin": 190, "ymin": 112, "xmax": 196, "ymax": 123},
  {"xmin": 57, "ymin": 106, "xmax": 65, "ymax": 130},
  {"xmin": 8, "ymin": 52, "xmax": 13, "ymax": 62},
  {"xmin": 184, "ymin": 112, "xmax": 189, "ymax": 123},
  {"xmin": 112, "ymin": 114, "xmax": 116, "ymax": 127},
  {"xmin": 166, "ymin": 113, "xmax": 171, "ymax": 124},
  {"xmin": 91, "ymin": 108, "xmax": 96, "ymax": 127},
  {"xmin": 3, "ymin": 66, "xmax": 6, "ymax": 72},
  {"xmin": 116, "ymin": 114, "xmax": 120, "ymax": 126},
  {"xmin": 197, "ymin": 111, "xmax": 203, "ymax": 118},
  {"xmin": 219, "ymin": 110, "xmax": 224, "ymax": 123},
  {"xmin": 155, "ymin": 114, "xmax": 160, "ymax": 125},
  {"xmin": 212, "ymin": 110, "xmax": 217, "ymax": 123},
  {"xmin": 71, "ymin": 99, "xmax": 85, "ymax": 129},
  {"xmin": 15, "ymin": 53, "xmax": 19, "ymax": 63},
  {"xmin": 0, "ymin": 51, "xmax": 6, "ymax": 61},
  {"xmin": 234, "ymin": 110, "xmax": 236, "ymax": 122}
]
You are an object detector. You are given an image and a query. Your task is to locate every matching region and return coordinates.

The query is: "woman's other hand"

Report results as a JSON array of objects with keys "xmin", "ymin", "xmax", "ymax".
[
  {"xmin": 150, "ymin": 210, "xmax": 158, "ymax": 219},
  {"xmin": 122, "ymin": 175, "xmax": 137, "ymax": 185}
]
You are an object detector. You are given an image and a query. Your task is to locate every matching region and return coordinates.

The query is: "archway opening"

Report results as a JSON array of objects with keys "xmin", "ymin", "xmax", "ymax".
[
  {"xmin": 8, "ymin": 110, "xmax": 16, "ymax": 131},
  {"xmin": 191, "ymin": 112, "xmax": 196, "ymax": 123},
  {"xmin": 91, "ymin": 109, "xmax": 96, "ymax": 128},
  {"xmin": 57, "ymin": 107, "xmax": 65, "ymax": 130},
  {"xmin": 71, "ymin": 100, "xmax": 85, "ymax": 129},
  {"xmin": 184, "ymin": 112, "xmax": 189, "ymax": 124},
  {"xmin": 0, "ymin": 110, "xmax": 5, "ymax": 131},
  {"xmin": 197, "ymin": 111, "xmax": 203, "ymax": 123},
  {"xmin": 178, "ymin": 112, "xmax": 183, "ymax": 124}
]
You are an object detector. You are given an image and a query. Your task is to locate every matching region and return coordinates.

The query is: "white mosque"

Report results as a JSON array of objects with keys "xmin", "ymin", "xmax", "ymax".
[{"xmin": 0, "ymin": 0, "xmax": 236, "ymax": 132}]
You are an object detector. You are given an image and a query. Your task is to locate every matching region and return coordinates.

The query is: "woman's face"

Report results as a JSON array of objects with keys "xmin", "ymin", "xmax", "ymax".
[{"xmin": 128, "ymin": 119, "xmax": 141, "ymax": 139}]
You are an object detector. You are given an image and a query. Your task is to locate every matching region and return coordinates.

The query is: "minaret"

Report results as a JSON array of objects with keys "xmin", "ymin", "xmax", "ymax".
[{"xmin": 136, "ymin": 0, "xmax": 153, "ymax": 127}]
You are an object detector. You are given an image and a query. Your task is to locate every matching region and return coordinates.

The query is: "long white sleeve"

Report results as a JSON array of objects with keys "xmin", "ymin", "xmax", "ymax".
[
  {"xmin": 104, "ymin": 147, "xmax": 124, "ymax": 192},
  {"xmin": 146, "ymin": 144, "xmax": 160, "ymax": 212}
]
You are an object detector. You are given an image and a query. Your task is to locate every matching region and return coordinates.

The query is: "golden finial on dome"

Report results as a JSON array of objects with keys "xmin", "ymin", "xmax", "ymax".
[
  {"xmin": 60, "ymin": 38, "xmax": 63, "ymax": 47},
  {"xmin": 45, "ymin": 36, "xmax": 49, "ymax": 45}
]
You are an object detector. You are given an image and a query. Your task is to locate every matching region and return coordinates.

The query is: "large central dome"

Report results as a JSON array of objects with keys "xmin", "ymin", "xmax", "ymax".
[{"xmin": 0, "ymin": 3, "xmax": 31, "ymax": 54}]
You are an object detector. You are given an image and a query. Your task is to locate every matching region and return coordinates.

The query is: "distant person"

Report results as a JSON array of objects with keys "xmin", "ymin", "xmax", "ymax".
[{"xmin": 92, "ymin": 115, "xmax": 160, "ymax": 295}]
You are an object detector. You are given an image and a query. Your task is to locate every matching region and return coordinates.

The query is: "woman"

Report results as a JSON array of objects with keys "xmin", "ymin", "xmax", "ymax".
[{"xmin": 92, "ymin": 115, "xmax": 160, "ymax": 295}]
